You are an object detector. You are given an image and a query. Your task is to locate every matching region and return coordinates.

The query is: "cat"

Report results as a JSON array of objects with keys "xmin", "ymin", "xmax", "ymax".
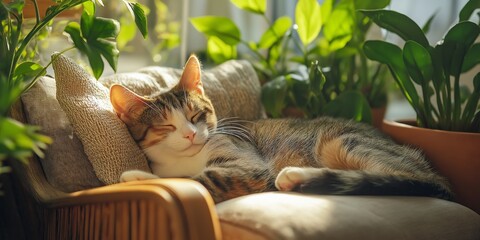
[{"xmin": 110, "ymin": 55, "xmax": 453, "ymax": 203}]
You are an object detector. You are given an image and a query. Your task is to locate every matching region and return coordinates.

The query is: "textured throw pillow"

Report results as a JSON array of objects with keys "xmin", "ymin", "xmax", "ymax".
[
  {"xmin": 53, "ymin": 54, "xmax": 151, "ymax": 185},
  {"xmin": 21, "ymin": 77, "xmax": 103, "ymax": 192}
]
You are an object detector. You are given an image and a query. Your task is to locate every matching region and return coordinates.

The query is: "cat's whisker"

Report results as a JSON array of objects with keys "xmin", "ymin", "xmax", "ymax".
[{"xmin": 212, "ymin": 127, "xmax": 254, "ymax": 143}]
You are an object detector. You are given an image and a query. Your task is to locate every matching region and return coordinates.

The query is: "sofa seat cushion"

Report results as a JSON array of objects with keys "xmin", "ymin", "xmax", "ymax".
[{"xmin": 216, "ymin": 192, "xmax": 480, "ymax": 240}]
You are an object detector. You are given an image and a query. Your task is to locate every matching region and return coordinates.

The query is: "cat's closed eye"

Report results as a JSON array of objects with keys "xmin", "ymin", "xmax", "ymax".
[
  {"xmin": 152, "ymin": 124, "xmax": 176, "ymax": 131},
  {"xmin": 191, "ymin": 111, "xmax": 206, "ymax": 123}
]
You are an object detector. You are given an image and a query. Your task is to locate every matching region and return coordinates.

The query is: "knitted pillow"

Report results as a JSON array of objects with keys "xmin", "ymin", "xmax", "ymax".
[
  {"xmin": 53, "ymin": 54, "xmax": 151, "ymax": 185},
  {"xmin": 49, "ymin": 54, "xmax": 264, "ymax": 187}
]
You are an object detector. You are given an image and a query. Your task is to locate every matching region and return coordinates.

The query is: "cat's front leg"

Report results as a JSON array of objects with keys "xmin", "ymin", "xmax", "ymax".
[
  {"xmin": 120, "ymin": 170, "xmax": 159, "ymax": 182},
  {"xmin": 275, "ymin": 167, "xmax": 321, "ymax": 191}
]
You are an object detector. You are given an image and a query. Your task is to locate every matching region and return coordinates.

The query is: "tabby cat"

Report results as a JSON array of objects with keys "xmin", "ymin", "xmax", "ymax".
[{"xmin": 110, "ymin": 55, "xmax": 452, "ymax": 203}]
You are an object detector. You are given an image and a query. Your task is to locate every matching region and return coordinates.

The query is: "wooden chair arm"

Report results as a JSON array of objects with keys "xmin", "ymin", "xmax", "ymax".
[{"xmin": 42, "ymin": 179, "xmax": 222, "ymax": 240}]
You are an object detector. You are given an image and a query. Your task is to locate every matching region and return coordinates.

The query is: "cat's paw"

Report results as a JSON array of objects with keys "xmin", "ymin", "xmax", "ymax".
[
  {"xmin": 120, "ymin": 170, "xmax": 159, "ymax": 182},
  {"xmin": 275, "ymin": 167, "xmax": 314, "ymax": 191}
]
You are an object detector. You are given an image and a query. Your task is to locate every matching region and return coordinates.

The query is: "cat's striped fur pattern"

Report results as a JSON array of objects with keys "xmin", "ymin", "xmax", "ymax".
[{"xmin": 111, "ymin": 55, "xmax": 452, "ymax": 203}]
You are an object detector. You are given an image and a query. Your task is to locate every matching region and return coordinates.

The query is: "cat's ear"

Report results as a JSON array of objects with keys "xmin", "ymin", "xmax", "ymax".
[
  {"xmin": 177, "ymin": 55, "xmax": 204, "ymax": 95},
  {"xmin": 110, "ymin": 84, "xmax": 149, "ymax": 124}
]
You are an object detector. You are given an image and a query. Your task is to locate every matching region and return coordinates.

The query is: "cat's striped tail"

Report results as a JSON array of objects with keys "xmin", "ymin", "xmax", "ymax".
[{"xmin": 276, "ymin": 167, "xmax": 454, "ymax": 201}]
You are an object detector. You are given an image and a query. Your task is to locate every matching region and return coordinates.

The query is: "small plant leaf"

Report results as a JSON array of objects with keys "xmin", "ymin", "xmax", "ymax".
[
  {"xmin": 207, "ymin": 36, "xmax": 237, "ymax": 64},
  {"xmin": 323, "ymin": 90, "xmax": 372, "ymax": 124},
  {"xmin": 286, "ymin": 73, "xmax": 310, "ymax": 108},
  {"xmin": 230, "ymin": 0, "xmax": 266, "ymax": 15},
  {"xmin": 64, "ymin": 12, "xmax": 121, "ymax": 79},
  {"xmin": 259, "ymin": 16, "xmax": 292, "ymax": 49},
  {"xmin": 403, "ymin": 41, "xmax": 433, "ymax": 85},
  {"xmin": 422, "ymin": 13, "xmax": 436, "ymax": 34},
  {"xmin": 462, "ymin": 43, "xmax": 480, "ymax": 72},
  {"xmin": 443, "ymin": 21, "xmax": 480, "ymax": 76},
  {"xmin": 320, "ymin": 0, "xmax": 334, "ymax": 23},
  {"xmin": 323, "ymin": 0, "xmax": 354, "ymax": 51},
  {"xmin": 123, "ymin": 1, "xmax": 148, "ymax": 38},
  {"xmin": 295, "ymin": 0, "xmax": 322, "ymax": 46},
  {"xmin": 309, "ymin": 60, "xmax": 326, "ymax": 96},
  {"xmin": 190, "ymin": 16, "xmax": 241, "ymax": 45},
  {"xmin": 355, "ymin": 0, "xmax": 390, "ymax": 10},
  {"xmin": 363, "ymin": 40, "xmax": 420, "ymax": 109},
  {"xmin": 261, "ymin": 76, "xmax": 288, "ymax": 118},
  {"xmin": 14, "ymin": 62, "xmax": 45, "ymax": 81},
  {"xmin": 361, "ymin": 9, "xmax": 429, "ymax": 48},
  {"xmin": 459, "ymin": 0, "xmax": 480, "ymax": 21}
]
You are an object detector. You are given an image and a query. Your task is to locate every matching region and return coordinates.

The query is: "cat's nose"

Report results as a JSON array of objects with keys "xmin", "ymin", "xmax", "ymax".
[{"xmin": 184, "ymin": 131, "xmax": 196, "ymax": 142}]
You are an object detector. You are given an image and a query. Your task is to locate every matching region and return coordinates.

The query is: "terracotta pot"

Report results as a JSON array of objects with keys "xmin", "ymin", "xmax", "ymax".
[
  {"xmin": 22, "ymin": 0, "xmax": 81, "ymax": 19},
  {"xmin": 382, "ymin": 119, "xmax": 480, "ymax": 214}
]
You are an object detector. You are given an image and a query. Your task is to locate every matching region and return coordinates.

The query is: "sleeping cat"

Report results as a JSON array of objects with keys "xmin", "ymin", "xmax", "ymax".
[{"xmin": 110, "ymin": 55, "xmax": 453, "ymax": 203}]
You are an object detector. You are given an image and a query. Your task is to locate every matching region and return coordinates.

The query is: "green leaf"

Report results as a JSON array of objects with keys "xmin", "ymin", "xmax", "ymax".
[
  {"xmin": 461, "ymin": 73, "xmax": 480, "ymax": 128},
  {"xmin": 323, "ymin": 90, "xmax": 372, "ymax": 124},
  {"xmin": 295, "ymin": 0, "xmax": 322, "ymax": 46},
  {"xmin": 230, "ymin": 0, "xmax": 266, "ymax": 15},
  {"xmin": 258, "ymin": 16, "xmax": 292, "ymax": 49},
  {"xmin": 402, "ymin": 41, "xmax": 433, "ymax": 85},
  {"xmin": 124, "ymin": 1, "xmax": 148, "ymax": 38},
  {"xmin": 207, "ymin": 36, "xmax": 237, "ymax": 64},
  {"xmin": 422, "ymin": 13, "xmax": 435, "ymax": 34},
  {"xmin": 261, "ymin": 76, "xmax": 288, "ymax": 118},
  {"xmin": 361, "ymin": 9, "xmax": 429, "ymax": 48},
  {"xmin": 190, "ymin": 16, "xmax": 241, "ymax": 45},
  {"xmin": 459, "ymin": 0, "xmax": 480, "ymax": 21},
  {"xmin": 443, "ymin": 21, "xmax": 480, "ymax": 76},
  {"xmin": 14, "ymin": 62, "xmax": 45, "ymax": 81},
  {"xmin": 309, "ymin": 60, "xmax": 326, "ymax": 96},
  {"xmin": 80, "ymin": 6, "xmax": 94, "ymax": 37},
  {"xmin": 320, "ymin": 0, "xmax": 334, "ymax": 23},
  {"xmin": 355, "ymin": 0, "xmax": 390, "ymax": 10},
  {"xmin": 64, "ymin": 14, "xmax": 120, "ymax": 78},
  {"xmin": 286, "ymin": 73, "xmax": 310, "ymax": 108},
  {"xmin": 460, "ymin": 85, "xmax": 472, "ymax": 104},
  {"xmin": 462, "ymin": 43, "xmax": 480, "ymax": 72},
  {"xmin": 323, "ymin": 0, "xmax": 355, "ymax": 51},
  {"xmin": 363, "ymin": 40, "xmax": 420, "ymax": 109}
]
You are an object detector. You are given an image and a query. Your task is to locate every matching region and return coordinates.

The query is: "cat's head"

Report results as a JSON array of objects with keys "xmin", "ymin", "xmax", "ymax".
[{"xmin": 110, "ymin": 55, "xmax": 217, "ymax": 158}]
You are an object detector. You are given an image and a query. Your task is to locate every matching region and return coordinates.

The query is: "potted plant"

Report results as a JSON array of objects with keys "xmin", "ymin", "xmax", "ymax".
[
  {"xmin": 190, "ymin": 0, "xmax": 391, "ymax": 125},
  {"xmin": 361, "ymin": 0, "xmax": 480, "ymax": 213},
  {"xmin": 0, "ymin": 0, "xmax": 148, "ymax": 193}
]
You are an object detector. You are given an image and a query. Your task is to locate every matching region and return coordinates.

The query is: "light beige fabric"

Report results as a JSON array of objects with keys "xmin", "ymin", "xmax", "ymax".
[
  {"xmin": 53, "ymin": 54, "xmax": 151, "ymax": 185},
  {"xmin": 21, "ymin": 77, "xmax": 103, "ymax": 192},
  {"xmin": 217, "ymin": 192, "xmax": 480, "ymax": 240}
]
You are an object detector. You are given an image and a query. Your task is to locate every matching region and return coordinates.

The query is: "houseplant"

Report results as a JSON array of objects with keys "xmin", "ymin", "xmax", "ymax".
[
  {"xmin": 190, "ymin": 0, "xmax": 391, "ymax": 124},
  {"xmin": 362, "ymin": 0, "xmax": 480, "ymax": 213},
  {"xmin": 0, "ymin": 0, "xmax": 148, "ymax": 192}
]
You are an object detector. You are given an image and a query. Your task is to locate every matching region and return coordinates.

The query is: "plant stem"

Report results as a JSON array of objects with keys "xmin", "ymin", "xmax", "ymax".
[
  {"xmin": 31, "ymin": 0, "xmax": 40, "ymax": 25},
  {"xmin": 445, "ymin": 75, "xmax": 452, "ymax": 130},
  {"xmin": 10, "ymin": 2, "xmax": 81, "ymax": 83},
  {"xmin": 421, "ymin": 82, "xmax": 434, "ymax": 128},
  {"xmin": 453, "ymin": 74, "xmax": 461, "ymax": 129}
]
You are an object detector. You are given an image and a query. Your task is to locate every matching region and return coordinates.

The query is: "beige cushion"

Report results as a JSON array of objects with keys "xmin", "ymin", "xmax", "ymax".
[
  {"xmin": 21, "ymin": 77, "xmax": 103, "ymax": 192},
  {"xmin": 217, "ymin": 192, "xmax": 480, "ymax": 240},
  {"xmin": 53, "ymin": 54, "xmax": 151, "ymax": 185}
]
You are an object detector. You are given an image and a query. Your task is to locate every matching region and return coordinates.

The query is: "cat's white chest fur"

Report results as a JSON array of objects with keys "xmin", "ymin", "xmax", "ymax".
[{"xmin": 146, "ymin": 144, "xmax": 210, "ymax": 177}]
